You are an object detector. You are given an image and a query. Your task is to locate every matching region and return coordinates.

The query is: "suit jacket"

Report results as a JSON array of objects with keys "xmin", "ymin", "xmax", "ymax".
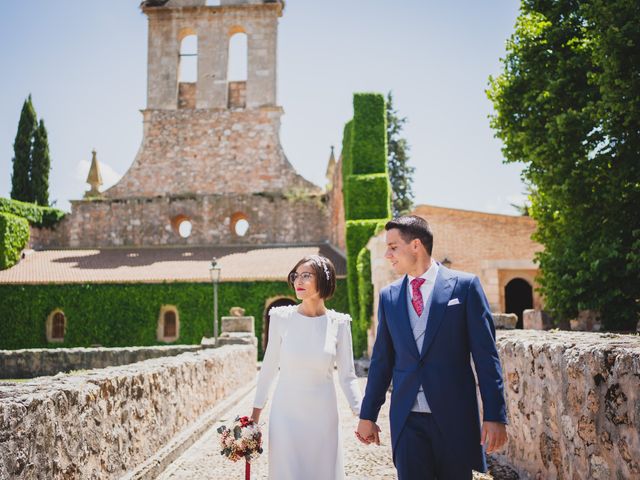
[{"xmin": 360, "ymin": 265, "xmax": 507, "ymax": 472}]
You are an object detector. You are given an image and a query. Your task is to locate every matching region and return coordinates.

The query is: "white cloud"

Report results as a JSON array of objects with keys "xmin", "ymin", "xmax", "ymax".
[{"xmin": 75, "ymin": 159, "xmax": 123, "ymax": 191}]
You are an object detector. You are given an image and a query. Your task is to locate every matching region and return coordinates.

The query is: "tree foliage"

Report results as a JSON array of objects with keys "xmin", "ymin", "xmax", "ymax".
[
  {"xmin": 386, "ymin": 91, "xmax": 415, "ymax": 218},
  {"xmin": 31, "ymin": 120, "xmax": 51, "ymax": 206},
  {"xmin": 10, "ymin": 96, "xmax": 51, "ymax": 206},
  {"xmin": 11, "ymin": 96, "xmax": 37, "ymax": 202},
  {"xmin": 487, "ymin": 0, "xmax": 640, "ymax": 330}
]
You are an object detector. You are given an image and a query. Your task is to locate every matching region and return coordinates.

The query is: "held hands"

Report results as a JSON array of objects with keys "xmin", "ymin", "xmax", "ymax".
[
  {"xmin": 355, "ymin": 419, "xmax": 381, "ymax": 446},
  {"xmin": 481, "ymin": 421, "xmax": 507, "ymax": 453}
]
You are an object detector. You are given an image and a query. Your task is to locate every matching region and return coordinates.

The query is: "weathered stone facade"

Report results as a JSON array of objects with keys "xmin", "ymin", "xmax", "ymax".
[
  {"xmin": 36, "ymin": 0, "xmax": 334, "ymax": 249},
  {"xmin": 367, "ymin": 205, "xmax": 543, "ymax": 313},
  {"xmin": 495, "ymin": 330, "xmax": 640, "ymax": 479},
  {"xmin": 0, "ymin": 345, "xmax": 201, "ymax": 379},
  {"xmin": 106, "ymin": 108, "xmax": 315, "ymax": 198},
  {"xmin": 326, "ymin": 148, "xmax": 346, "ymax": 251},
  {"xmin": 33, "ymin": 192, "xmax": 327, "ymax": 248},
  {"xmin": 0, "ymin": 344, "xmax": 256, "ymax": 479}
]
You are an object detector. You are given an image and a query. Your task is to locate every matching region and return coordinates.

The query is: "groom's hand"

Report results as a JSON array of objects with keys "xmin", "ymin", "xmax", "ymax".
[
  {"xmin": 481, "ymin": 421, "xmax": 507, "ymax": 453},
  {"xmin": 355, "ymin": 419, "xmax": 381, "ymax": 445}
]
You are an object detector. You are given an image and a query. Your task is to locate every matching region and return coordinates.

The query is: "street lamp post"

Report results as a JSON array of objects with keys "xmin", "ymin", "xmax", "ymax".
[{"xmin": 209, "ymin": 258, "xmax": 222, "ymax": 345}]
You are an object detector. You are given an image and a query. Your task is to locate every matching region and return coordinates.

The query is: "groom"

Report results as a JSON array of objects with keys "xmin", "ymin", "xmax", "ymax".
[{"xmin": 356, "ymin": 215, "xmax": 507, "ymax": 479}]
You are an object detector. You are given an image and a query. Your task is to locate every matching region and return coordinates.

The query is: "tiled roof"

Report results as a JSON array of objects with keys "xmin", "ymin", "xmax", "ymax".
[{"xmin": 0, "ymin": 244, "xmax": 346, "ymax": 285}]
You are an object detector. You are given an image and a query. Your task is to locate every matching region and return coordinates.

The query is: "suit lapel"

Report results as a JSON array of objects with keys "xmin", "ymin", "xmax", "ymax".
[
  {"xmin": 391, "ymin": 276, "xmax": 420, "ymax": 359},
  {"xmin": 420, "ymin": 267, "xmax": 456, "ymax": 359}
]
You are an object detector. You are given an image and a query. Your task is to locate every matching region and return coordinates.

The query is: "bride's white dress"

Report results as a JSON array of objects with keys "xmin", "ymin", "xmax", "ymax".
[{"xmin": 253, "ymin": 305, "xmax": 362, "ymax": 480}]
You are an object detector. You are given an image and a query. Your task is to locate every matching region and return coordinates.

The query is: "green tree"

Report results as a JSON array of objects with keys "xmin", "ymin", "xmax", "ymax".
[
  {"xmin": 386, "ymin": 91, "xmax": 415, "ymax": 217},
  {"xmin": 487, "ymin": 0, "xmax": 640, "ymax": 330},
  {"xmin": 31, "ymin": 119, "xmax": 51, "ymax": 206},
  {"xmin": 11, "ymin": 95, "xmax": 37, "ymax": 202}
]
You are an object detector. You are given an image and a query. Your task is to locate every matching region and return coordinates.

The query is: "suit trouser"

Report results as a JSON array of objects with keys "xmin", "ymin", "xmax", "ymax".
[{"xmin": 394, "ymin": 412, "xmax": 473, "ymax": 480}]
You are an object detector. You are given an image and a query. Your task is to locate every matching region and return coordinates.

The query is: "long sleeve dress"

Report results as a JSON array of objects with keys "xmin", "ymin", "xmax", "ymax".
[{"xmin": 253, "ymin": 305, "xmax": 362, "ymax": 480}]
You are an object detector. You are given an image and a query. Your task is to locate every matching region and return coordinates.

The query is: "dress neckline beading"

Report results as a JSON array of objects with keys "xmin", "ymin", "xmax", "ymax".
[{"xmin": 294, "ymin": 310, "xmax": 328, "ymax": 319}]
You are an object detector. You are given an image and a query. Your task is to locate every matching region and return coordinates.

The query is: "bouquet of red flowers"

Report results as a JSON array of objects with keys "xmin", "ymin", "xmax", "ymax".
[{"xmin": 217, "ymin": 416, "xmax": 263, "ymax": 479}]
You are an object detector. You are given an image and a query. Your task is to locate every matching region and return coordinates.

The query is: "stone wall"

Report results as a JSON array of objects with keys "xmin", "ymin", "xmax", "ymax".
[
  {"xmin": 145, "ymin": 2, "xmax": 281, "ymax": 110},
  {"xmin": 0, "ymin": 345, "xmax": 201, "ymax": 379},
  {"xmin": 366, "ymin": 205, "xmax": 543, "ymax": 314},
  {"xmin": 495, "ymin": 330, "xmax": 640, "ymax": 479},
  {"xmin": 35, "ymin": 192, "xmax": 329, "ymax": 248},
  {"xmin": 412, "ymin": 205, "xmax": 543, "ymax": 313},
  {"xmin": 0, "ymin": 344, "xmax": 256, "ymax": 479},
  {"xmin": 105, "ymin": 108, "xmax": 317, "ymax": 198},
  {"xmin": 228, "ymin": 81, "xmax": 247, "ymax": 109},
  {"xmin": 177, "ymin": 82, "xmax": 196, "ymax": 109}
]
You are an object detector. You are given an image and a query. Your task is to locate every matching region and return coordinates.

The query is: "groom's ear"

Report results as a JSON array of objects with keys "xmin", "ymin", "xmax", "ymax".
[{"xmin": 411, "ymin": 237, "xmax": 428, "ymax": 255}]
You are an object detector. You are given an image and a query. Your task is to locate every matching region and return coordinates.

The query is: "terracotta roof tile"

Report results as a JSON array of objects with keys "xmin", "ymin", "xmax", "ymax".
[{"xmin": 0, "ymin": 244, "xmax": 346, "ymax": 285}]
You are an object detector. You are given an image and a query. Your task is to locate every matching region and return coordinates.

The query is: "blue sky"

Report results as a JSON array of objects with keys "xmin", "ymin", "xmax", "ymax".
[{"xmin": 0, "ymin": 0, "xmax": 525, "ymax": 214}]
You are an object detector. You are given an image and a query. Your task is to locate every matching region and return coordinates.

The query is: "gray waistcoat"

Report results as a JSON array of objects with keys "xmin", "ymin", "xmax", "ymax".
[{"xmin": 407, "ymin": 283, "xmax": 434, "ymax": 412}]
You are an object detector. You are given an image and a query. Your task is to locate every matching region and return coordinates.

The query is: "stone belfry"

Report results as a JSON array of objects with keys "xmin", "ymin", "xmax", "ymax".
[
  {"xmin": 52, "ymin": 0, "xmax": 330, "ymax": 248},
  {"xmin": 107, "ymin": 0, "xmax": 317, "ymax": 197}
]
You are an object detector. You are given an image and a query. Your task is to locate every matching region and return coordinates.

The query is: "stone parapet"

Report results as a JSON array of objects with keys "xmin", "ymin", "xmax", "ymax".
[
  {"xmin": 217, "ymin": 315, "xmax": 256, "ymax": 347},
  {"xmin": 492, "ymin": 313, "xmax": 518, "ymax": 329},
  {"xmin": 522, "ymin": 309, "xmax": 553, "ymax": 330},
  {"xmin": 494, "ymin": 330, "xmax": 640, "ymax": 479},
  {"xmin": 44, "ymin": 192, "xmax": 328, "ymax": 248},
  {"xmin": 221, "ymin": 315, "xmax": 254, "ymax": 334},
  {"xmin": 0, "ymin": 345, "xmax": 201, "ymax": 379},
  {"xmin": 0, "ymin": 344, "xmax": 256, "ymax": 479}
]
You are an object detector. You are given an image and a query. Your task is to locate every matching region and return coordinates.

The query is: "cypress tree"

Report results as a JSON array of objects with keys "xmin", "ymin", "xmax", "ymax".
[
  {"xmin": 386, "ymin": 91, "xmax": 415, "ymax": 217},
  {"xmin": 31, "ymin": 119, "xmax": 51, "ymax": 206},
  {"xmin": 11, "ymin": 95, "xmax": 37, "ymax": 202}
]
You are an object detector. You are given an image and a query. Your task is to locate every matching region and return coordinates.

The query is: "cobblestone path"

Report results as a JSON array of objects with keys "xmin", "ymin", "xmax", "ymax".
[{"xmin": 159, "ymin": 375, "xmax": 494, "ymax": 480}]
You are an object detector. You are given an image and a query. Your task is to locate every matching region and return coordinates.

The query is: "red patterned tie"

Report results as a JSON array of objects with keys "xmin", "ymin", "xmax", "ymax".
[{"xmin": 410, "ymin": 277, "xmax": 426, "ymax": 316}]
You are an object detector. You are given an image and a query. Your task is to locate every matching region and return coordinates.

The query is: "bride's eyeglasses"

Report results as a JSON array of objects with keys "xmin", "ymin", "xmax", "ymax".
[{"xmin": 288, "ymin": 272, "xmax": 315, "ymax": 283}]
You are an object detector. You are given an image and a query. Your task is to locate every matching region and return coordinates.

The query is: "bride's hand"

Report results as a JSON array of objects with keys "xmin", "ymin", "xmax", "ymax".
[{"xmin": 251, "ymin": 407, "xmax": 262, "ymax": 424}]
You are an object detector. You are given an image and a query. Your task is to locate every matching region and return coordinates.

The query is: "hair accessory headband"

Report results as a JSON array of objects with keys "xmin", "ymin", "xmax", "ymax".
[{"xmin": 315, "ymin": 256, "xmax": 331, "ymax": 281}]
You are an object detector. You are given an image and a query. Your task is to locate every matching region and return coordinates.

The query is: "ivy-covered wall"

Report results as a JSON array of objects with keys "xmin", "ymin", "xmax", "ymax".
[
  {"xmin": 0, "ymin": 197, "xmax": 65, "ymax": 228},
  {"xmin": 356, "ymin": 247, "xmax": 373, "ymax": 344},
  {"xmin": 0, "ymin": 197, "xmax": 65, "ymax": 270},
  {"xmin": 0, "ymin": 279, "xmax": 349, "ymax": 359},
  {"xmin": 342, "ymin": 93, "xmax": 391, "ymax": 357},
  {"xmin": 0, "ymin": 212, "xmax": 30, "ymax": 270}
]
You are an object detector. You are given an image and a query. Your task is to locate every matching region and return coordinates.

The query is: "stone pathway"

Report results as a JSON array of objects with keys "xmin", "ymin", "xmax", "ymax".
[{"xmin": 159, "ymin": 375, "xmax": 494, "ymax": 479}]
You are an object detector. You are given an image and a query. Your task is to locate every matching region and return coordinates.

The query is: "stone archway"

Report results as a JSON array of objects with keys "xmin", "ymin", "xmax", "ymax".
[
  {"xmin": 263, "ymin": 297, "xmax": 297, "ymax": 351},
  {"xmin": 505, "ymin": 278, "xmax": 533, "ymax": 329}
]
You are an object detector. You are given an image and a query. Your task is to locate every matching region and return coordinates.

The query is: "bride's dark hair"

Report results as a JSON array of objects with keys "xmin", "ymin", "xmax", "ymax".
[{"xmin": 287, "ymin": 255, "xmax": 336, "ymax": 300}]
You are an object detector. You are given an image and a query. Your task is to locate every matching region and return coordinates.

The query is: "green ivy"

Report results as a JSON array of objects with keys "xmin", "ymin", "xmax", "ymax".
[
  {"xmin": 345, "ymin": 220, "xmax": 383, "ymax": 317},
  {"xmin": 341, "ymin": 120, "xmax": 354, "ymax": 178},
  {"xmin": 341, "ymin": 120, "xmax": 354, "ymax": 218},
  {"xmin": 0, "ymin": 212, "xmax": 30, "ymax": 270},
  {"xmin": 351, "ymin": 93, "xmax": 388, "ymax": 175},
  {"xmin": 356, "ymin": 247, "xmax": 373, "ymax": 357},
  {"xmin": 0, "ymin": 197, "xmax": 65, "ymax": 228},
  {"xmin": 341, "ymin": 93, "xmax": 391, "ymax": 354},
  {"xmin": 346, "ymin": 174, "xmax": 392, "ymax": 220},
  {"xmin": 0, "ymin": 279, "xmax": 349, "ymax": 359}
]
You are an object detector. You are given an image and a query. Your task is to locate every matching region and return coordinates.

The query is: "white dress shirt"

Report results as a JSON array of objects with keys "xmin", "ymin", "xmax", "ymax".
[{"xmin": 406, "ymin": 259, "xmax": 439, "ymax": 412}]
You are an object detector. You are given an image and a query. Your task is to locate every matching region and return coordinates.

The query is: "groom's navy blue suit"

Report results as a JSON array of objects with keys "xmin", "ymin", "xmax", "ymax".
[{"xmin": 360, "ymin": 265, "xmax": 507, "ymax": 477}]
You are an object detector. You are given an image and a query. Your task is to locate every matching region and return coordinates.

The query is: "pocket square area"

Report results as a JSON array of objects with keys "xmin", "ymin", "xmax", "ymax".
[{"xmin": 447, "ymin": 298, "xmax": 461, "ymax": 306}]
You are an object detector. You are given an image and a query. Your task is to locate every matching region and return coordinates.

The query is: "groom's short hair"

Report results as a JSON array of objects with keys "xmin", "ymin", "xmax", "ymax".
[{"xmin": 385, "ymin": 215, "xmax": 433, "ymax": 255}]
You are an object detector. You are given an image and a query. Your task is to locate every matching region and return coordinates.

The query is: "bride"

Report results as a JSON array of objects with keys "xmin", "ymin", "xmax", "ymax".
[{"xmin": 251, "ymin": 255, "xmax": 362, "ymax": 479}]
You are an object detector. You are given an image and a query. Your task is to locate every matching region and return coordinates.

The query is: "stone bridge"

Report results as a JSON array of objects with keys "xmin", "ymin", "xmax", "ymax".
[{"xmin": 1, "ymin": 330, "xmax": 638, "ymax": 479}]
